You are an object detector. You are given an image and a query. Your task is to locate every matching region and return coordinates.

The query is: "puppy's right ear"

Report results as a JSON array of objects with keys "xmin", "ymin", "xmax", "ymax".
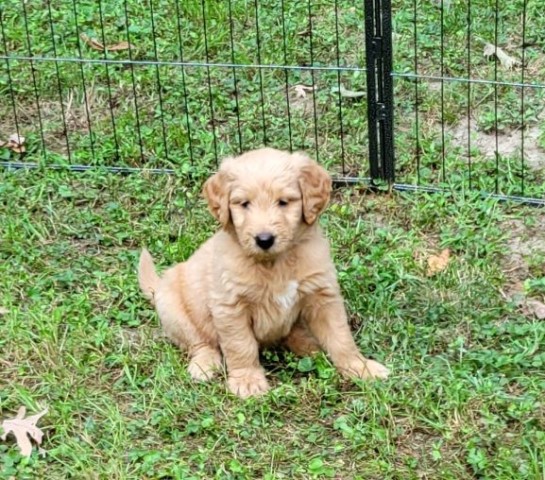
[{"xmin": 203, "ymin": 171, "xmax": 230, "ymax": 227}]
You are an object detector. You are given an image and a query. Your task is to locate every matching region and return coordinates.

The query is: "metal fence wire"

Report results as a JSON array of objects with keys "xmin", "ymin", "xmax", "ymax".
[{"xmin": 1, "ymin": 0, "xmax": 544, "ymax": 204}]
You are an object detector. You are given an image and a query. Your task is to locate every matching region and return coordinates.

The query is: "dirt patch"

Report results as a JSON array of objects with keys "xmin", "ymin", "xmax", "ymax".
[
  {"xmin": 505, "ymin": 217, "xmax": 545, "ymax": 257},
  {"xmin": 500, "ymin": 215, "xmax": 545, "ymax": 304},
  {"xmin": 289, "ymin": 84, "xmax": 320, "ymax": 119},
  {"xmin": 447, "ymin": 117, "xmax": 545, "ymax": 171},
  {"xmin": 119, "ymin": 327, "xmax": 164, "ymax": 347},
  {"xmin": 394, "ymin": 424, "xmax": 464, "ymax": 478}
]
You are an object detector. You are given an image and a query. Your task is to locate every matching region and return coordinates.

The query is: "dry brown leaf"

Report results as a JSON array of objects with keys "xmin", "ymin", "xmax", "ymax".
[
  {"xmin": 331, "ymin": 84, "xmax": 366, "ymax": 98},
  {"xmin": 106, "ymin": 41, "xmax": 132, "ymax": 52},
  {"xmin": 80, "ymin": 33, "xmax": 134, "ymax": 52},
  {"xmin": 426, "ymin": 248, "xmax": 451, "ymax": 276},
  {"xmin": 8, "ymin": 133, "xmax": 25, "ymax": 146},
  {"xmin": 293, "ymin": 84, "xmax": 316, "ymax": 99},
  {"xmin": 0, "ymin": 407, "xmax": 48, "ymax": 457},
  {"xmin": 1, "ymin": 134, "xmax": 26, "ymax": 153},
  {"xmin": 483, "ymin": 43, "xmax": 520, "ymax": 70},
  {"xmin": 526, "ymin": 299, "xmax": 545, "ymax": 319},
  {"xmin": 80, "ymin": 33, "xmax": 104, "ymax": 51}
]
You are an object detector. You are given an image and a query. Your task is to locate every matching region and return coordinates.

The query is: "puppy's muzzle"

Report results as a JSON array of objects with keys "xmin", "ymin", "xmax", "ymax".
[{"xmin": 255, "ymin": 232, "xmax": 275, "ymax": 250}]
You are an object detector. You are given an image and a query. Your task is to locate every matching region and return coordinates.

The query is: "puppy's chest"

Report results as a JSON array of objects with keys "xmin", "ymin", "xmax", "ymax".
[
  {"xmin": 250, "ymin": 279, "xmax": 301, "ymax": 342},
  {"xmin": 272, "ymin": 280, "xmax": 299, "ymax": 311}
]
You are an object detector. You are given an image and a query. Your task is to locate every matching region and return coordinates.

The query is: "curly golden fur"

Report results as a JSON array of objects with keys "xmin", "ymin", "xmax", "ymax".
[{"xmin": 138, "ymin": 148, "xmax": 389, "ymax": 398}]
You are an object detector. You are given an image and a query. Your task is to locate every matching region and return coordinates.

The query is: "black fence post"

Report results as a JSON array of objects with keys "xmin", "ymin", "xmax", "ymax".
[{"xmin": 364, "ymin": 0, "xmax": 395, "ymax": 182}]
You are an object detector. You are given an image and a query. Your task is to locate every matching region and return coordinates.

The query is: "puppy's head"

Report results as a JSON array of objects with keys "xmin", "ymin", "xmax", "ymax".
[{"xmin": 203, "ymin": 148, "xmax": 331, "ymax": 259}]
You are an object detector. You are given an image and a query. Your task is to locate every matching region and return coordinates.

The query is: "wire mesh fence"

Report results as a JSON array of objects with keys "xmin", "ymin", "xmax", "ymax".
[
  {"xmin": 391, "ymin": 0, "xmax": 545, "ymax": 204},
  {"xmin": 1, "ymin": 0, "xmax": 544, "ymax": 204},
  {"xmin": 1, "ymin": 1, "xmax": 371, "ymax": 180}
]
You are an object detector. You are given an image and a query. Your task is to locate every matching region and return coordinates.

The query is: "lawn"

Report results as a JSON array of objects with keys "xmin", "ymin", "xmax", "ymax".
[
  {"xmin": 1, "ymin": 168, "xmax": 545, "ymax": 479},
  {"xmin": 1, "ymin": 0, "xmax": 545, "ymax": 478}
]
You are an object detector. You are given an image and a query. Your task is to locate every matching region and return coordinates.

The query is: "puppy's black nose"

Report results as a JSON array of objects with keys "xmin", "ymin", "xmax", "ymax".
[{"xmin": 255, "ymin": 232, "xmax": 275, "ymax": 250}]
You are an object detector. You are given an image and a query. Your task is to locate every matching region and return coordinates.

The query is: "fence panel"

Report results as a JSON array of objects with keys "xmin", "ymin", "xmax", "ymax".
[
  {"xmin": 2, "ymin": 0, "xmax": 544, "ymax": 204},
  {"xmin": 0, "ymin": 0, "xmax": 371, "ymax": 179},
  {"xmin": 391, "ymin": 0, "xmax": 545, "ymax": 203}
]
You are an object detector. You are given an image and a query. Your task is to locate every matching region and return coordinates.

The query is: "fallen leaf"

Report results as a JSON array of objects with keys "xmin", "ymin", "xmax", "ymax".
[
  {"xmin": 426, "ymin": 248, "xmax": 450, "ymax": 276},
  {"xmin": 0, "ymin": 307, "xmax": 8, "ymax": 315},
  {"xmin": 80, "ymin": 33, "xmax": 104, "ymax": 51},
  {"xmin": 106, "ymin": 41, "xmax": 132, "ymax": 52},
  {"xmin": 0, "ymin": 407, "xmax": 48, "ymax": 457},
  {"xmin": 0, "ymin": 134, "xmax": 26, "ymax": 153},
  {"xmin": 80, "ymin": 33, "xmax": 134, "ymax": 52},
  {"xmin": 293, "ymin": 84, "xmax": 316, "ymax": 99},
  {"xmin": 8, "ymin": 133, "xmax": 24, "ymax": 145},
  {"xmin": 331, "ymin": 84, "xmax": 366, "ymax": 98},
  {"xmin": 526, "ymin": 299, "xmax": 545, "ymax": 319},
  {"xmin": 483, "ymin": 43, "xmax": 520, "ymax": 70}
]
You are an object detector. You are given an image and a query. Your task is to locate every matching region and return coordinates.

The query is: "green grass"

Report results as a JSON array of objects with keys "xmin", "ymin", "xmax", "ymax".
[
  {"xmin": 1, "ymin": 1, "xmax": 545, "ymax": 477},
  {"xmin": 1, "ymin": 168, "xmax": 545, "ymax": 479},
  {"xmin": 1, "ymin": 0, "xmax": 545, "ymax": 197}
]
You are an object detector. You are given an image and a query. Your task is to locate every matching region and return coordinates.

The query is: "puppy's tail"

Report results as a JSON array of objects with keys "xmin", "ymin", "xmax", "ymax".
[{"xmin": 138, "ymin": 248, "xmax": 160, "ymax": 305}]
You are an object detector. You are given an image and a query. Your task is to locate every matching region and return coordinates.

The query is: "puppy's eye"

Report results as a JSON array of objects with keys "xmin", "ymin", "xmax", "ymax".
[
  {"xmin": 278, "ymin": 199, "xmax": 288, "ymax": 207},
  {"xmin": 241, "ymin": 201, "xmax": 250, "ymax": 209}
]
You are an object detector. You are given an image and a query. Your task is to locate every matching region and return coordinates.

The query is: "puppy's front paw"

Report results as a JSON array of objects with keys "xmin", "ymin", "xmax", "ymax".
[
  {"xmin": 188, "ymin": 359, "xmax": 217, "ymax": 381},
  {"xmin": 338, "ymin": 356, "xmax": 390, "ymax": 380},
  {"xmin": 227, "ymin": 368, "xmax": 270, "ymax": 398},
  {"xmin": 361, "ymin": 359, "xmax": 390, "ymax": 379}
]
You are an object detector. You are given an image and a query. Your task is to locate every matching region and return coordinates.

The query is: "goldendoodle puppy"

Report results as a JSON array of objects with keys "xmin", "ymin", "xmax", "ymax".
[{"xmin": 139, "ymin": 148, "xmax": 389, "ymax": 398}]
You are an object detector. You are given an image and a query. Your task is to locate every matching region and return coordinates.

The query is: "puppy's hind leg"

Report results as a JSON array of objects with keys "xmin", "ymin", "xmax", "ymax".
[
  {"xmin": 283, "ymin": 320, "xmax": 321, "ymax": 357},
  {"xmin": 155, "ymin": 284, "xmax": 222, "ymax": 381}
]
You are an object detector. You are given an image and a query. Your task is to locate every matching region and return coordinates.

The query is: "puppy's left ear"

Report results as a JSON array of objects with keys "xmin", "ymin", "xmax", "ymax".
[
  {"xmin": 297, "ymin": 156, "xmax": 332, "ymax": 225},
  {"xmin": 202, "ymin": 170, "xmax": 231, "ymax": 227}
]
